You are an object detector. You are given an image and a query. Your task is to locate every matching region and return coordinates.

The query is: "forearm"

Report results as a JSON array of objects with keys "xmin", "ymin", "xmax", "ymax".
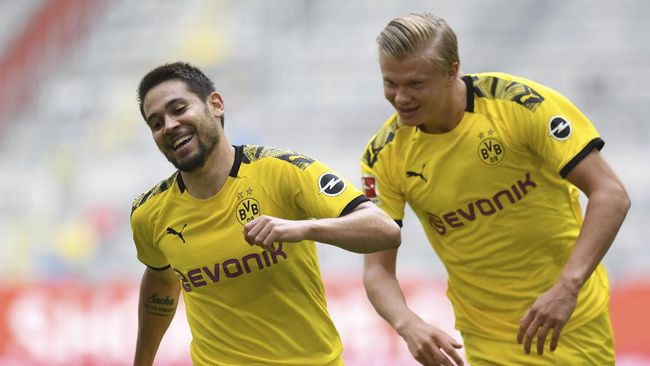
[
  {"xmin": 558, "ymin": 187, "xmax": 630, "ymax": 292},
  {"xmin": 307, "ymin": 202, "xmax": 401, "ymax": 253},
  {"xmin": 363, "ymin": 254, "xmax": 416, "ymax": 332},
  {"xmin": 134, "ymin": 269, "xmax": 181, "ymax": 366}
]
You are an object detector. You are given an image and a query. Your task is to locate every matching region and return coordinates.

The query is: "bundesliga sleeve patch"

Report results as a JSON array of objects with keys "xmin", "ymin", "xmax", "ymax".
[
  {"xmin": 361, "ymin": 175, "xmax": 377, "ymax": 199},
  {"xmin": 318, "ymin": 173, "xmax": 346, "ymax": 196},
  {"xmin": 548, "ymin": 116, "xmax": 572, "ymax": 141}
]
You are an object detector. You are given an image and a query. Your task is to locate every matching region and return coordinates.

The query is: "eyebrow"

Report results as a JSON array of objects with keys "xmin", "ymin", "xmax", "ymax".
[{"xmin": 145, "ymin": 97, "xmax": 185, "ymax": 124}]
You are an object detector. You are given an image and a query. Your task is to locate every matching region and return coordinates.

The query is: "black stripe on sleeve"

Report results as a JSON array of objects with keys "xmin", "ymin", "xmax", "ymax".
[
  {"xmin": 339, "ymin": 195, "xmax": 370, "ymax": 217},
  {"xmin": 559, "ymin": 137, "xmax": 605, "ymax": 178},
  {"xmin": 145, "ymin": 263, "xmax": 171, "ymax": 271},
  {"xmin": 394, "ymin": 219, "xmax": 403, "ymax": 227}
]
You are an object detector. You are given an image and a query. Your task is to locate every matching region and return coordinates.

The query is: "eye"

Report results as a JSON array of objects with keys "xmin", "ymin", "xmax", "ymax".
[
  {"xmin": 147, "ymin": 118, "xmax": 162, "ymax": 131},
  {"xmin": 383, "ymin": 80, "xmax": 396, "ymax": 88},
  {"xmin": 409, "ymin": 80, "xmax": 424, "ymax": 88},
  {"xmin": 173, "ymin": 105, "xmax": 187, "ymax": 115}
]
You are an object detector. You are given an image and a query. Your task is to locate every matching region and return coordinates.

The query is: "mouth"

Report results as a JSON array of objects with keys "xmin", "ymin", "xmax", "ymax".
[
  {"xmin": 397, "ymin": 106, "xmax": 419, "ymax": 117},
  {"xmin": 171, "ymin": 134, "xmax": 193, "ymax": 151}
]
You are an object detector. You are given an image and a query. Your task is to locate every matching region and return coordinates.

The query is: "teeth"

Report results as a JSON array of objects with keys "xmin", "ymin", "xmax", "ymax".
[{"xmin": 172, "ymin": 135, "xmax": 192, "ymax": 150}]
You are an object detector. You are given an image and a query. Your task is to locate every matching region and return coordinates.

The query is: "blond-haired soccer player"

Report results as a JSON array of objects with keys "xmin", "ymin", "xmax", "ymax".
[
  {"xmin": 361, "ymin": 13, "xmax": 630, "ymax": 365},
  {"xmin": 131, "ymin": 62, "xmax": 400, "ymax": 366}
]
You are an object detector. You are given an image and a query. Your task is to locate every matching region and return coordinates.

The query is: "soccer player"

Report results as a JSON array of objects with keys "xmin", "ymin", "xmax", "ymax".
[
  {"xmin": 131, "ymin": 62, "xmax": 400, "ymax": 366},
  {"xmin": 361, "ymin": 13, "xmax": 630, "ymax": 365}
]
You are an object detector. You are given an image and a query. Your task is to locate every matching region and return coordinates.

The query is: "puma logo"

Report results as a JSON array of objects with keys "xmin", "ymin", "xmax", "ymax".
[
  {"xmin": 166, "ymin": 224, "xmax": 187, "ymax": 243},
  {"xmin": 406, "ymin": 164, "xmax": 428, "ymax": 183}
]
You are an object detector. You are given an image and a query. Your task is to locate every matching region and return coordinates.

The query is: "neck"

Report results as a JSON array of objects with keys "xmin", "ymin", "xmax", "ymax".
[
  {"xmin": 421, "ymin": 77, "xmax": 467, "ymax": 134},
  {"xmin": 181, "ymin": 141, "xmax": 235, "ymax": 199}
]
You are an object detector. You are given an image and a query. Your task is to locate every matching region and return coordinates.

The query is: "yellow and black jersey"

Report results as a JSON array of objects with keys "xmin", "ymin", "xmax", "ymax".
[
  {"xmin": 361, "ymin": 72, "xmax": 609, "ymax": 341},
  {"xmin": 132, "ymin": 145, "xmax": 367, "ymax": 366}
]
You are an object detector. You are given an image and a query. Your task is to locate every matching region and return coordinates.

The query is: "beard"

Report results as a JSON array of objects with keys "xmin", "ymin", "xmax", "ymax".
[{"xmin": 165, "ymin": 114, "xmax": 220, "ymax": 172}]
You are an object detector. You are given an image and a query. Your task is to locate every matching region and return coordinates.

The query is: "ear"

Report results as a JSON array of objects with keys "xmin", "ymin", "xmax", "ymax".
[
  {"xmin": 447, "ymin": 62, "xmax": 460, "ymax": 82},
  {"xmin": 207, "ymin": 92, "xmax": 225, "ymax": 119}
]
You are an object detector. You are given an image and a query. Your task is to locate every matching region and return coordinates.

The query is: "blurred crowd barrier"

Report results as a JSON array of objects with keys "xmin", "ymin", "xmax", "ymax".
[
  {"xmin": 0, "ymin": 0, "xmax": 104, "ymax": 123},
  {"xmin": 0, "ymin": 276, "xmax": 648, "ymax": 366}
]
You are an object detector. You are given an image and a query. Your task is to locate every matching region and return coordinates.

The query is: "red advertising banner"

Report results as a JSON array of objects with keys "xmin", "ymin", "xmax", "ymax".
[{"xmin": 0, "ymin": 277, "xmax": 648, "ymax": 365}]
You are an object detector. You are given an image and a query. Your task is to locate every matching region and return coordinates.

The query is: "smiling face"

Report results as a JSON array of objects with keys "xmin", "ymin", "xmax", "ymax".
[
  {"xmin": 142, "ymin": 79, "xmax": 224, "ymax": 172},
  {"xmin": 379, "ymin": 43, "xmax": 456, "ymax": 133}
]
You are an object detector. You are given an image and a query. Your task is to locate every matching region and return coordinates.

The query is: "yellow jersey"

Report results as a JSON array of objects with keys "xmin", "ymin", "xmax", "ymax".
[
  {"xmin": 132, "ymin": 145, "xmax": 367, "ymax": 365},
  {"xmin": 361, "ymin": 72, "xmax": 610, "ymax": 340}
]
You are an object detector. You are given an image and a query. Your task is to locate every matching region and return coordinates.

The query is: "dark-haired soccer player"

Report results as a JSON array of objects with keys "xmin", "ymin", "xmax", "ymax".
[
  {"xmin": 130, "ymin": 62, "xmax": 400, "ymax": 366},
  {"xmin": 361, "ymin": 13, "xmax": 630, "ymax": 366}
]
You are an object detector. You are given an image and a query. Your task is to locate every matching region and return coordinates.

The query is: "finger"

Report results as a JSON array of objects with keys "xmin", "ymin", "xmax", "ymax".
[
  {"xmin": 254, "ymin": 224, "xmax": 273, "ymax": 246},
  {"xmin": 432, "ymin": 350, "xmax": 454, "ymax": 366},
  {"xmin": 441, "ymin": 344, "xmax": 464, "ymax": 366},
  {"xmin": 243, "ymin": 216, "xmax": 261, "ymax": 231},
  {"xmin": 262, "ymin": 227, "xmax": 278, "ymax": 247},
  {"xmin": 242, "ymin": 226, "xmax": 255, "ymax": 245},
  {"xmin": 536, "ymin": 322, "xmax": 552, "ymax": 355},
  {"xmin": 421, "ymin": 341, "xmax": 455, "ymax": 366},
  {"xmin": 549, "ymin": 323, "xmax": 563, "ymax": 351},
  {"xmin": 523, "ymin": 318, "xmax": 542, "ymax": 354},
  {"xmin": 413, "ymin": 355, "xmax": 427, "ymax": 365},
  {"xmin": 243, "ymin": 220, "xmax": 263, "ymax": 244},
  {"xmin": 413, "ymin": 347, "xmax": 436, "ymax": 366},
  {"xmin": 517, "ymin": 312, "xmax": 533, "ymax": 344}
]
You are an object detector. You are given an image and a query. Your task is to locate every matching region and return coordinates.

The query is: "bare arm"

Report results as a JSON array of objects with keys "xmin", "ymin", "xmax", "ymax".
[
  {"xmin": 518, "ymin": 149, "xmax": 630, "ymax": 355},
  {"xmin": 133, "ymin": 267, "xmax": 181, "ymax": 366},
  {"xmin": 242, "ymin": 201, "xmax": 401, "ymax": 253},
  {"xmin": 364, "ymin": 249, "xmax": 463, "ymax": 366}
]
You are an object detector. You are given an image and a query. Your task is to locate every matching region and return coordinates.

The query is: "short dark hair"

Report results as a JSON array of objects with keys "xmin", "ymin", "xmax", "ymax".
[{"xmin": 137, "ymin": 62, "xmax": 223, "ymax": 125}]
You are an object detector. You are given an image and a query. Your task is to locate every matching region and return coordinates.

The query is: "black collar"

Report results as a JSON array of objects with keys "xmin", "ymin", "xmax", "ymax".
[{"xmin": 461, "ymin": 75, "xmax": 475, "ymax": 113}]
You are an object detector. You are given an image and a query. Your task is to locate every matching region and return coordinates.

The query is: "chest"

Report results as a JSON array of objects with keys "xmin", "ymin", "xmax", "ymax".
[
  {"xmin": 155, "ymin": 179, "xmax": 288, "ymax": 271},
  {"xmin": 402, "ymin": 117, "xmax": 538, "ymax": 213}
]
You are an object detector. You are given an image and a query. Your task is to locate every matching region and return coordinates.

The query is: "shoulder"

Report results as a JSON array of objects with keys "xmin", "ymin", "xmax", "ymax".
[
  {"xmin": 362, "ymin": 114, "xmax": 411, "ymax": 169},
  {"xmin": 131, "ymin": 171, "xmax": 179, "ymax": 217},
  {"xmin": 467, "ymin": 72, "xmax": 552, "ymax": 113},
  {"xmin": 240, "ymin": 145, "xmax": 317, "ymax": 171}
]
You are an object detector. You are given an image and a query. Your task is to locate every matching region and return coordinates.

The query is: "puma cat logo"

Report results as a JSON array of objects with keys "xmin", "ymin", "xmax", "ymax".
[
  {"xmin": 406, "ymin": 164, "xmax": 428, "ymax": 183},
  {"xmin": 166, "ymin": 224, "xmax": 188, "ymax": 243}
]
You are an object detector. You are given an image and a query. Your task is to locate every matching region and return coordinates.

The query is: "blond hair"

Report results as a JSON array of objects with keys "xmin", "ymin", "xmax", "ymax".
[{"xmin": 377, "ymin": 13, "xmax": 459, "ymax": 73}]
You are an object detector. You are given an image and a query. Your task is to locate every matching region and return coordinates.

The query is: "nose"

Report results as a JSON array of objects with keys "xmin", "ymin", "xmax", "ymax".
[
  {"xmin": 394, "ymin": 87, "xmax": 411, "ymax": 105},
  {"xmin": 162, "ymin": 115, "xmax": 180, "ymax": 134}
]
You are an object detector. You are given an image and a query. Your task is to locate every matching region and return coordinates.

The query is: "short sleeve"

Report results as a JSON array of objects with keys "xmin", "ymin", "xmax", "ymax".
[
  {"xmin": 288, "ymin": 159, "xmax": 367, "ymax": 219},
  {"xmin": 360, "ymin": 117, "xmax": 407, "ymax": 222},
  {"xmin": 511, "ymin": 81, "xmax": 603, "ymax": 178},
  {"xmin": 131, "ymin": 203, "xmax": 169, "ymax": 270}
]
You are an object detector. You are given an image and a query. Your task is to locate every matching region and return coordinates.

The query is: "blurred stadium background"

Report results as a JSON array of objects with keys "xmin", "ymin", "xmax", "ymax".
[{"xmin": 0, "ymin": 0, "xmax": 648, "ymax": 365}]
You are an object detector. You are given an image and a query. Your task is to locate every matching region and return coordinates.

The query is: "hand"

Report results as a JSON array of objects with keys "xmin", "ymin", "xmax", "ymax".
[
  {"xmin": 243, "ymin": 215, "xmax": 307, "ymax": 251},
  {"xmin": 517, "ymin": 282, "xmax": 578, "ymax": 355},
  {"xmin": 397, "ymin": 314, "xmax": 464, "ymax": 366}
]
